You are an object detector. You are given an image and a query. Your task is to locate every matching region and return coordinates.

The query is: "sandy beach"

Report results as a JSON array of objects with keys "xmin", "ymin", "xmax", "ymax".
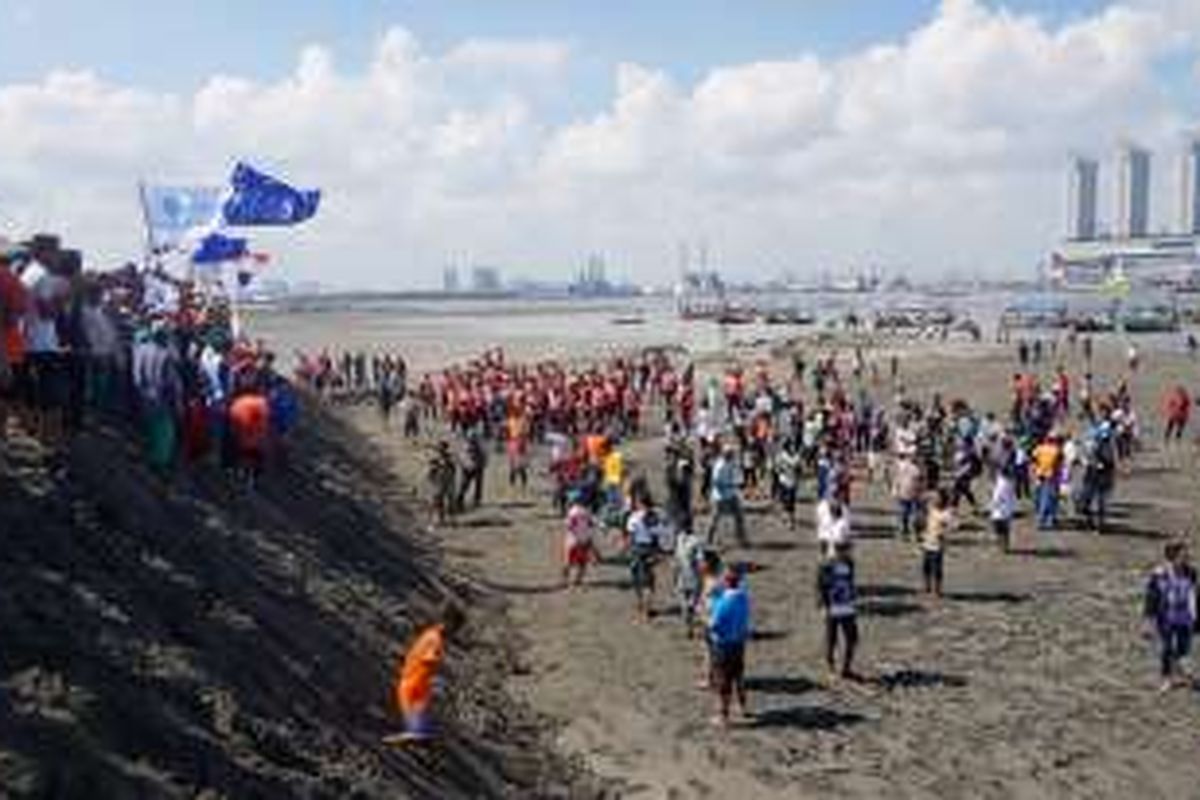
[{"xmin": 343, "ymin": 327, "xmax": 1200, "ymax": 800}]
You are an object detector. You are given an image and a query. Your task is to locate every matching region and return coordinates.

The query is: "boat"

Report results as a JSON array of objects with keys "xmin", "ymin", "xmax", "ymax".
[
  {"xmin": 1120, "ymin": 304, "xmax": 1179, "ymax": 333},
  {"xmin": 611, "ymin": 315, "xmax": 646, "ymax": 326},
  {"xmin": 999, "ymin": 295, "xmax": 1068, "ymax": 329},
  {"xmin": 716, "ymin": 308, "xmax": 756, "ymax": 325},
  {"xmin": 762, "ymin": 308, "xmax": 816, "ymax": 325},
  {"xmin": 873, "ymin": 304, "xmax": 955, "ymax": 331}
]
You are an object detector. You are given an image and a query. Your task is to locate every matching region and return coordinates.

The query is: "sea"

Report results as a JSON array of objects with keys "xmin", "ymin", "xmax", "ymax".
[{"xmin": 244, "ymin": 290, "xmax": 1191, "ymax": 375}]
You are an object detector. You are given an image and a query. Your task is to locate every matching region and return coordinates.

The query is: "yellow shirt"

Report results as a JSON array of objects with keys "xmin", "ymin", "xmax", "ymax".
[
  {"xmin": 922, "ymin": 508, "xmax": 953, "ymax": 552},
  {"xmin": 602, "ymin": 450, "xmax": 625, "ymax": 487}
]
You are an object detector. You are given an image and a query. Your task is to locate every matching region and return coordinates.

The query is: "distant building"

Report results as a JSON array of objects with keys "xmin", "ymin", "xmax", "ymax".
[
  {"xmin": 442, "ymin": 266, "xmax": 460, "ymax": 293},
  {"xmin": 1115, "ymin": 142, "xmax": 1151, "ymax": 239},
  {"xmin": 1180, "ymin": 137, "xmax": 1200, "ymax": 236},
  {"xmin": 1067, "ymin": 156, "xmax": 1099, "ymax": 240},
  {"xmin": 470, "ymin": 266, "xmax": 502, "ymax": 293},
  {"xmin": 568, "ymin": 253, "xmax": 638, "ymax": 297}
]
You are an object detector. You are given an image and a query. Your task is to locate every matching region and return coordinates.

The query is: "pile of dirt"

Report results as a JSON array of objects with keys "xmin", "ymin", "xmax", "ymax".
[{"xmin": 0, "ymin": 404, "xmax": 596, "ymax": 799}]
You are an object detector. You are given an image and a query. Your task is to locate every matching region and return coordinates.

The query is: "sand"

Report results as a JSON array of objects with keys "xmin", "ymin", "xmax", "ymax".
[
  {"xmin": 0, "ymin": 403, "xmax": 595, "ymax": 799},
  {"xmin": 352, "ymin": 331, "xmax": 1200, "ymax": 800}
]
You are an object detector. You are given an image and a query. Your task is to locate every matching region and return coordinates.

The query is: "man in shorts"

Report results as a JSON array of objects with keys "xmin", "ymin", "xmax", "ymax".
[{"xmin": 708, "ymin": 568, "xmax": 751, "ymax": 727}]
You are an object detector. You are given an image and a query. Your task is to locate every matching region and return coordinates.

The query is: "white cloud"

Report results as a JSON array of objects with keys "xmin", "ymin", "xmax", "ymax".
[{"xmin": 0, "ymin": 1, "xmax": 1195, "ymax": 288}]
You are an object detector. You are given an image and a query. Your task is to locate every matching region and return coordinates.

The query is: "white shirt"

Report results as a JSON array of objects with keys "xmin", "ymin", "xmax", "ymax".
[
  {"xmin": 627, "ymin": 509, "xmax": 667, "ymax": 550},
  {"xmin": 816, "ymin": 500, "xmax": 851, "ymax": 550},
  {"xmin": 990, "ymin": 476, "xmax": 1016, "ymax": 521}
]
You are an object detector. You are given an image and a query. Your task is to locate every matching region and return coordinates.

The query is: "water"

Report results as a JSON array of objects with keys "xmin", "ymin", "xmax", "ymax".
[{"xmin": 245, "ymin": 290, "xmax": 1191, "ymax": 375}]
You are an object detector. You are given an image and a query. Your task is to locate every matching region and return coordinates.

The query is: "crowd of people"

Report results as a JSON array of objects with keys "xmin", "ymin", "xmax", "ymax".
[
  {"xmin": 382, "ymin": 334, "xmax": 1196, "ymax": 733},
  {"xmin": 0, "ymin": 233, "xmax": 299, "ymax": 480}
]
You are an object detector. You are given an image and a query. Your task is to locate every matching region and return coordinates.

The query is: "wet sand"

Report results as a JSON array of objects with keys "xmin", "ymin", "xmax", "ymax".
[{"xmin": 345, "ymin": 329, "xmax": 1200, "ymax": 800}]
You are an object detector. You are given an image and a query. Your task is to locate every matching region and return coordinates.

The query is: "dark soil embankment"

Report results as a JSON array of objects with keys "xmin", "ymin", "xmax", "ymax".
[{"xmin": 0, "ymin": 404, "xmax": 591, "ymax": 799}]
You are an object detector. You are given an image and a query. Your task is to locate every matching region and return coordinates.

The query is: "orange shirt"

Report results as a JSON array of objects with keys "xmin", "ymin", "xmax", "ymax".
[
  {"xmin": 396, "ymin": 624, "xmax": 446, "ymax": 714},
  {"xmin": 1032, "ymin": 442, "xmax": 1060, "ymax": 480},
  {"xmin": 0, "ymin": 268, "xmax": 28, "ymax": 365},
  {"xmin": 229, "ymin": 394, "xmax": 270, "ymax": 449}
]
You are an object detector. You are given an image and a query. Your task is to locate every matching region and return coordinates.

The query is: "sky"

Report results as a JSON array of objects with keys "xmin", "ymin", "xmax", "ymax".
[{"xmin": 0, "ymin": 0, "xmax": 1198, "ymax": 289}]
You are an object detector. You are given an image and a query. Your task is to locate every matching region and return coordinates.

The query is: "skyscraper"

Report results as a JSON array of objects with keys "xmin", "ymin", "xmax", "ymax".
[
  {"xmin": 1180, "ymin": 136, "xmax": 1200, "ymax": 236},
  {"xmin": 1067, "ymin": 156, "xmax": 1099, "ymax": 240},
  {"xmin": 1115, "ymin": 142, "xmax": 1151, "ymax": 239}
]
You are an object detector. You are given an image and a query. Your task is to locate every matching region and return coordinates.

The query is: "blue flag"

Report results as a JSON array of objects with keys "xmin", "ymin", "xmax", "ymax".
[
  {"xmin": 192, "ymin": 232, "xmax": 248, "ymax": 264},
  {"xmin": 222, "ymin": 163, "xmax": 320, "ymax": 227},
  {"xmin": 142, "ymin": 185, "xmax": 224, "ymax": 247}
]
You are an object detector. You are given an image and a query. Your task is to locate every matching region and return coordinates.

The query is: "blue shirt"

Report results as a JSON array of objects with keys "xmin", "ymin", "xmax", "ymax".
[
  {"xmin": 710, "ymin": 457, "xmax": 739, "ymax": 503},
  {"xmin": 709, "ymin": 586, "xmax": 751, "ymax": 647}
]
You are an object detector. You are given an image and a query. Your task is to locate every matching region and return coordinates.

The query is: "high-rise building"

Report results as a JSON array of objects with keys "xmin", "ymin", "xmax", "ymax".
[
  {"xmin": 442, "ymin": 265, "xmax": 460, "ymax": 293},
  {"xmin": 1115, "ymin": 142, "xmax": 1151, "ymax": 239},
  {"xmin": 1067, "ymin": 156, "xmax": 1099, "ymax": 240},
  {"xmin": 1180, "ymin": 137, "xmax": 1200, "ymax": 236}
]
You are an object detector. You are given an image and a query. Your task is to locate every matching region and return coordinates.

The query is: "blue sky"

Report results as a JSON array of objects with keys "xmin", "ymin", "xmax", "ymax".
[
  {"xmin": 0, "ymin": 0, "xmax": 1196, "ymax": 287},
  {"xmin": 0, "ymin": 0, "xmax": 1123, "ymax": 111}
]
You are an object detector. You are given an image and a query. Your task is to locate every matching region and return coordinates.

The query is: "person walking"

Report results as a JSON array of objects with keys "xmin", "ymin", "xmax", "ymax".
[
  {"xmin": 1142, "ymin": 541, "xmax": 1197, "ymax": 693},
  {"xmin": 818, "ymin": 540, "xmax": 859, "ymax": 680}
]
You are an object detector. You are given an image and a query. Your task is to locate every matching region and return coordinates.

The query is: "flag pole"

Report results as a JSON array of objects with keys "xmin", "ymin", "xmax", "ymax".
[
  {"xmin": 228, "ymin": 259, "xmax": 243, "ymax": 341},
  {"xmin": 137, "ymin": 180, "xmax": 154, "ymax": 272}
]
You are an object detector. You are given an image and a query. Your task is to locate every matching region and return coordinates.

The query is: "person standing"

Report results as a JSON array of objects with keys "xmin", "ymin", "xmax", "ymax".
[
  {"xmin": 1161, "ymin": 384, "xmax": 1191, "ymax": 446},
  {"xmin": 989, "ymin": 466, "xmax": 1017, "ymax": 553},
  {"xmin": 773, "ymin": 438, "xmax": 801, "ymax": 530},
  {"xmin": 562, "ymin": 496, "xmax": 597, "ymax": 588},
  {"xmin": 708, "ymin": 568, "xmax": 751, "ymax": 727},
  {"xmin": 817, "ymin": 540, "xmax": 859, "ymax": 680},
  {"xmin": 457, "ymin": 431, "xmax": 487, "ymax": 511},
  {"xmin": 1142, "ymin": 541, "xmax": 1197, "ymax": 693},
  {"xmin": 892, "ymin": 454, "xmax": 923, "ymax": 540},
  {"xmin": 920, "ymin": 488, "xmax": 954, "ymax": 598},
  {"xmin": 1032, "ymin": 434, "xmax": 1062, "ymax": 530},
  {"xmin": 626, "ymin": 495, "xmax": 668, "ymax": 621},
  {"xmin": 706, "ymin": 444, "xmax": 748, "ymax": 548},
  {"xmin": 427, "ymin": 441, "xmax": 458, "ymax": 526}
]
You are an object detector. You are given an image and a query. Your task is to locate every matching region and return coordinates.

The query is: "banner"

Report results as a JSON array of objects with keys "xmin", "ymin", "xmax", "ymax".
[
  {"xmin": 222, "ymin": 163, "xmax": 320, "ymax": 227},
  {"xmin": 192, "ymin": 232, "xmax": 248, "ymax": 264},
  {"xmin": 142, "ymin": 185, "xmax": 224, "ymax": 247}
]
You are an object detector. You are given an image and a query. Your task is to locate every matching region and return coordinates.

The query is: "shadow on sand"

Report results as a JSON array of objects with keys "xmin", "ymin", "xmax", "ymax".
[
  {"xmin": 1008, "ymin": 547, "xmax": 1077, "ymax": 559},
  {"xmin": 942, "ymin": 590, "xmax": 1030, "ymax": 605},
  {"xmin": 752, "ymin": 705, "xmax": 865, "ymax": 731},
  {"xmin": 858, "ymin": 598, "xmax": 925, "ymax": 618},
  {"xmin": 859, "ymin": 583, "xmax": 918, "ymax": 599},
  {"xmin": 743, "ymin": 675, "xmax": 822, "ymax": 695},
  {"xmin": 870, "ymin": 669, "xmax": 968, "ymax": 691}
]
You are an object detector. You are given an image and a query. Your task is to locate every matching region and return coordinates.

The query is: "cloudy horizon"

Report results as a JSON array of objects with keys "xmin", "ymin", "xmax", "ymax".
[{"xmin": 1, "ymin": 0, "xmax": 1199, "ymax": 289}]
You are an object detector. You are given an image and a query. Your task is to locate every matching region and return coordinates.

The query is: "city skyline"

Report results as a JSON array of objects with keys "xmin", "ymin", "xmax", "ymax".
[{"xmin": 1, "ymin": 0, "xmax": 1199, "ymax": 288}]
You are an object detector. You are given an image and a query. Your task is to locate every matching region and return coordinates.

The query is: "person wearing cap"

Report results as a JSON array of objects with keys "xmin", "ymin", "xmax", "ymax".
[
  {"xmin": 706, "ymin": 442, "xmax": 748, "ymax": 548},
  {"xmin": 707, "ymin": 566, "xmax": 751, "ymax": 727},
  {"xmin": 817, "ymin": 539, "xmax": 859, "ymax": 680}
]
